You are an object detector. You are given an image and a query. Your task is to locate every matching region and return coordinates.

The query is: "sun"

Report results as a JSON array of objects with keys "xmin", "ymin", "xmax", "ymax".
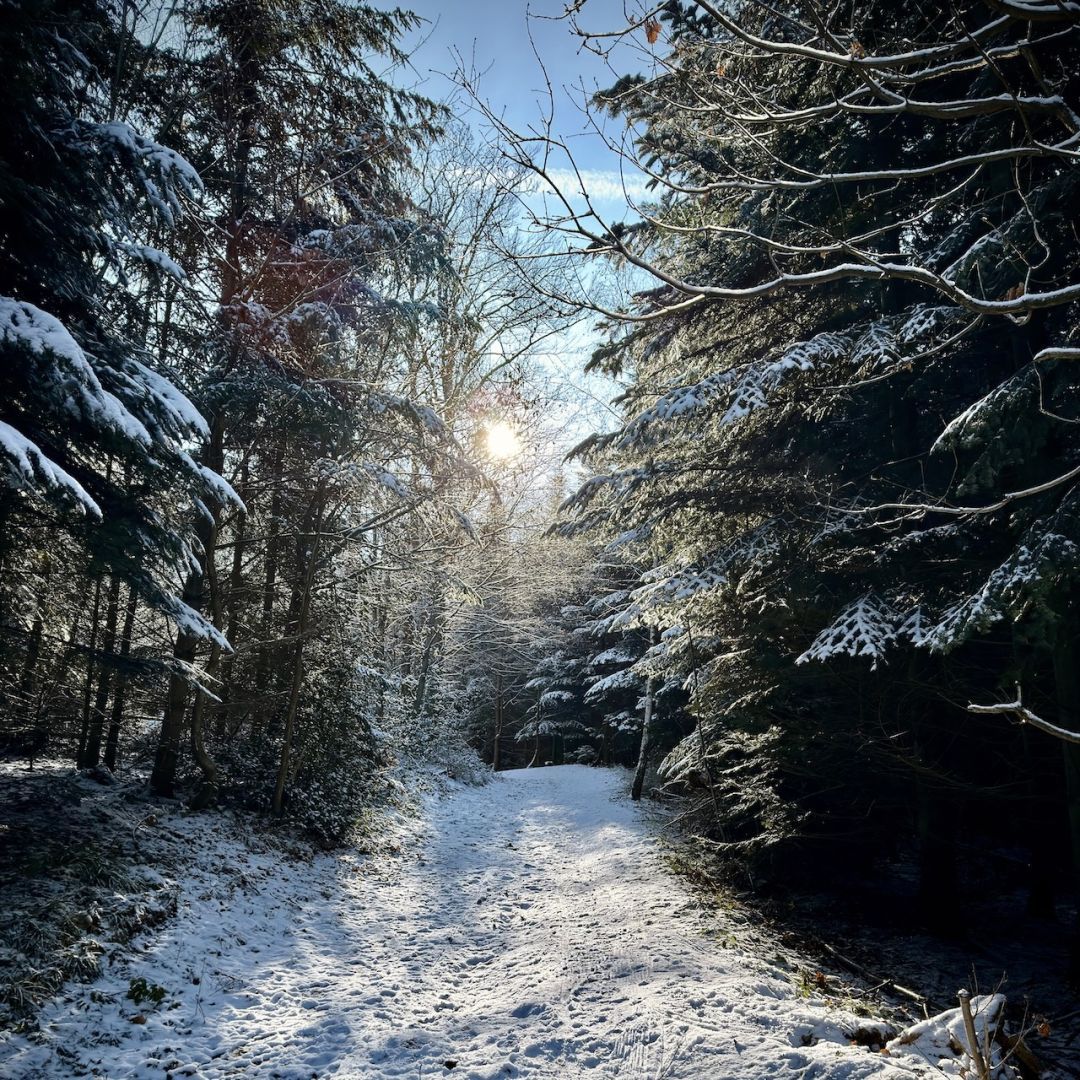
[{"xmin": 484, "ymin": 420, "xmax": 522, "ymax": 461}]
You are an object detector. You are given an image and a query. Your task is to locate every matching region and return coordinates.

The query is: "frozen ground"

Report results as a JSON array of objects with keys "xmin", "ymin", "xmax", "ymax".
[{"xmin": 2, "ymin": 765, "xmax": 1002, "ymax": 1078}]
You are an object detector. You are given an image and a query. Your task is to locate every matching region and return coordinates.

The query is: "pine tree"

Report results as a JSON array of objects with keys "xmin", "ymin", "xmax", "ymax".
[
  {"xmin": 0, "ymin": 0, "xmax": 233, "ymax": 763},
  {"xmin": 531, "ymin": 0, "xmax": 1080, "ymax": 949},
  {"xmin": 136, "ymin": 0, "xmax": 449, "ymax": 799}
]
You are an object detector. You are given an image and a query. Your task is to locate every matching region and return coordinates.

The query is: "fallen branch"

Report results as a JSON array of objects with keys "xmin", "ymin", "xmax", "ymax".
[{"xmin": 817, "ymin": 941, "xmax": 933, "ymax": 1016}]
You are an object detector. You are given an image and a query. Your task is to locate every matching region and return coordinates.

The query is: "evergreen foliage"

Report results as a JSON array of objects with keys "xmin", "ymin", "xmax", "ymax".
[{"xmin": 528, "ymin": 0, "xmax": 1080, "ymax": 965}]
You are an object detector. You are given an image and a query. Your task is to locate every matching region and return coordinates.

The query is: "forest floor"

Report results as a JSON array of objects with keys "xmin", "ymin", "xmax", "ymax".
[{"xmin": 0, "ymin": 763, "xmax": 1065, "ymax": 1079}]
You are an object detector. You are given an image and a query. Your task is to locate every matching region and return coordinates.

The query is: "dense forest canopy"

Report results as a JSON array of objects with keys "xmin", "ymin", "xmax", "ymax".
[
  {"xmin": 521, "ymin": 0, "xmax": 1080, "ymax": 980},
  {"xmin": 3, "ymin": 0, "xmax": 1080, "ymax": 1042}
]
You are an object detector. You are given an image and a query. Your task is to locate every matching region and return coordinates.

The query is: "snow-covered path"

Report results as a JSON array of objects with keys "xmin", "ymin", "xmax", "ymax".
[{"xmin": 4, "ymin": 766, "xmax": 916, "ymax": 1079}]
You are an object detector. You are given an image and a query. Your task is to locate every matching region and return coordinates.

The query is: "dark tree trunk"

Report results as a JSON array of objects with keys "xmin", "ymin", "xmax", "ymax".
[
  {"xmin": 151, "ymin": 420, "xmax": 224, "ymax": 796},
  {"xmin": 81, "ymin": 575, "xmax": 121, "ymax": 769},
  {"xmin": 272, "ymin": 486, "xmax": 325, "ymax": 816},
  {"xmin": 20, "ymin": 604, "xmax": 45, "ymax": 764},
  {"xmin": 252, "ymin": 442, "xmax": 285, "ymax": 729},
  {"xmin": 1053, "ymin": 630, "xmax": 1080, "ymax": 983},
  {"xmin": 216, "ymin": 460, "xmax": 249, "ymax": 741},
  {"xmin": 104, "ymin": 587, "xmax": 137, "ymax": 772},
  {"xmin": 492, "ymin": 672, "xmax": 503, "ymax": 771},
  {"xmin": 154, "ymin": 10, "xmax": 260, "ymax": 796},
  {"xmin": 76, "ymin": 577, "xmax": 103, "ymax": 765},
  {"xmin": 630, "ymin": 675, "xmax": 655, "ymax": 802}
]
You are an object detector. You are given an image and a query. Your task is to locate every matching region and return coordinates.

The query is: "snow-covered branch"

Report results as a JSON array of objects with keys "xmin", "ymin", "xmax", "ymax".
[{"xmin": 967, "ymin": 684, "xmax": 1080, "ymax": 743}]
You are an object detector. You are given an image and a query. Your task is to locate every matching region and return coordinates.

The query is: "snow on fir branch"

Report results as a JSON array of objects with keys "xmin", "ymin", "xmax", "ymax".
[
  {"xmin": 0, "ymin": 420, "xmax": 100, "ymax": 518},
  {"xmin": 796, "ymin": 595, "xmax": 903, "ymax": 667},
  {"xmin": 921, "ymin": 530, "xmax": 1080, "ymax": 652},
  {"xmin": 612, "ymin": 308, "xmax": 971, "ymax": 454}
]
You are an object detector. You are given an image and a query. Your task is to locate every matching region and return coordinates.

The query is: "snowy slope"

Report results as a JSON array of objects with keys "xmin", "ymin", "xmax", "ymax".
[{"xmin": 2, "ymin": 766, "xmax": 930, "ymax": 1079}]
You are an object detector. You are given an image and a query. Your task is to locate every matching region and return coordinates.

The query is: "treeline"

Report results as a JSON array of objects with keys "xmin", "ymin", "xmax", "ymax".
[
  {"xmin": 0, "ymin": 0, "xmax": 577, "ymax": 840},
  {"xmin": 493, "ymin": 0, "xmax": 1080, "ymax": 977},
  {"xmin": 9, "ymin": 0, "xmax": 1080, "ymax": 987}
]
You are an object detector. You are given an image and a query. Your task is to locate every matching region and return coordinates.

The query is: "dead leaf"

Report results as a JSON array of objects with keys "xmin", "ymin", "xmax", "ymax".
[
  {"xmin": 850, "ymin": 41, "xmax": 865, "ymax": 58},
  {"xmin": 645, "ymin": 18, "xmax": 661, "ymax": 45}
]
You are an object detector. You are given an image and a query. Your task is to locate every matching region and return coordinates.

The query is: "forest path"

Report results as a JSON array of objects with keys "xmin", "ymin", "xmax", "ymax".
[{"xmin": 4, "ymin": 766, "xmax": 916, "ymax": 1079}]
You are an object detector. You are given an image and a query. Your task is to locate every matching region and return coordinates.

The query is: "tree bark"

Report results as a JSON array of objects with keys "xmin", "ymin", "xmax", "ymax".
[
  {"xmin": 18, "ymin": 601, "xmax": 47, "ymax": 764},
  {"xmin": 216, "ymin": 459, "xmax": 249, "ymax": 740},
  {"xmin": 631, "ymin": 674, "xmax": 655, "ymax": 802},
  {"xmin": 492, "ymin": 671, "xmax": 503, "ymax": 771},
  {"xmin": 189, "ymin": 530, "xmax": 227, "ymax": 808},
  {"xmin": 271, "ymin": 487, "xmax": 325, "ymax": 817},
  {"xmin": 153, "ymin": 9, "xmax": 259, "ymax": 795},
  {"xmin": 151, "ymin": 420, "xmax": 224, "ymax": 796},
  {"xmin": 81, "ymin": 575, "xmax": 121, "ymax": 768},
  {"xmin": 104, "ymin": 586, "xmax": 137, "ymax": 772},
  {"xmin": 76, "ymin": 576, "xmax": 103, "ymax": 766},
  {"xmin": 252, "ymin": 441, "xmax": 286, "ymax": 729},
  {"xmin": 1053, "ymin": 630, "xmax": 1080, "ymax": 982}
]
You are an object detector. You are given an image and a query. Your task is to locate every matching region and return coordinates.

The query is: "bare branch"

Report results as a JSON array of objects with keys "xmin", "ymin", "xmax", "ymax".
[{"xmin": 967, "ymin": 684, "xmax": 1080, "ymax": 743}]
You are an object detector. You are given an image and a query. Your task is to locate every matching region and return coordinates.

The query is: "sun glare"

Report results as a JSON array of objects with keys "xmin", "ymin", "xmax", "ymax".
[{"xmin": 484, "ymin": 420, "xmax": 522, "ymax": 461}]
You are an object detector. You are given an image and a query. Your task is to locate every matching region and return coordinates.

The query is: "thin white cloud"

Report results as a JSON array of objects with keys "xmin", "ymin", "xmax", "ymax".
[
  {"xmin": 537, "ymin": 168, "xmax": 650, "ymax": 205},
  {"xmin": 445, "ymin": 161, "xmax": 651, "ymax": 207}
]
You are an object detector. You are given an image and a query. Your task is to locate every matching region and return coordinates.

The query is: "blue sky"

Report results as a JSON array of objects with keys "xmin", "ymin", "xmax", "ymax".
[
  {"xmin": 399, "ymin": 1, "xmax": 652, "ymax": 210},
  {"xmin": 394, "ymin": 1, "xmax": 653, "ymax": 449}
]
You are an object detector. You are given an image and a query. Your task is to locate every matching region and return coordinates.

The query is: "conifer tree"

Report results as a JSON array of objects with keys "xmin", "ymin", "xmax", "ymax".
[
  {"xmin": 512, "ymin": 0, "xmax": 1080, "ymax": 959},
  {"xmin": 0, "ymin": 0, "xmax": 233, "ymax": 761}
]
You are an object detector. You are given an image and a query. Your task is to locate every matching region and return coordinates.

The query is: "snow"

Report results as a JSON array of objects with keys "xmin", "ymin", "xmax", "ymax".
[
  {"xmin": 886, "ymin": 994, "xmax": 1010, "ymax": 1078},
  {"xmin": 0, "ymin": 419, "xmax": 101, "ymax": 517},
  {"xmin": 160, "ymin": 594, "xmax": 233, "ymax": 650},
  {"xmin": 0, "ymin": 296, "xmax": 153, "ymax": 446},
  {"xmin": 798, "ymin": 595, "xmax": 902, "ymax": 667},
  {"xmin": 615, "ymin": 330, "xmax": 857, "ymax": 449},
  {"xmin": 178, "ymin": 452, "xmax": 245, "ymax": 512},
  {"xmin": 118, "ymin": 243, "xmax": 187, "ymax": 281},
  {"xmin": 130, "ymin": 361, "xmax": 209, "ymax": 439},
  {"xmin": 2, "ymin": 766, "xmax": 943, "ymax": 1079},
  {"xmin": 584, "ymin": 667, "xmax": 639, "ymax": 699},
  {"xmin": 95, "ymin": 121, "xmax": 203, "ymax": 226},
  {"xmin": 587, "ymin": 647, "xmax": 636, "ymax": 668},
  {"xmin": 1, "ymin": 297, "xmax": 90, "ymax": 370},
  {"xmin": 366, "ymin": 464, "xmax": 410, "ymax": 499}
]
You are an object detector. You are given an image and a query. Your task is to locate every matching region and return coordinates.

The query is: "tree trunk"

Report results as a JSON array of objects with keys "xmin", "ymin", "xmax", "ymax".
[
  {"xmin": 1053, "ymin": 631, "xmax": 1080, "ymax": 982},
  {"xmin": 188, "ymin": 489, "xmax": 230, "ymax": 808},
  {"xmin": 152, "ymin": 607, "xmax": 200, "ymax": 796},
  {"xmin": 104, "ymin": 587, "xmax": 137, "ymax": 772},
  {"xmin": 252, "ymin": 442, "xmax": 285, "ymax": 729},
  {"xmin": 189, "ymin": 658, "xmax": 221, "ymax": 810},
  {"xmin": 19, "ymin": 603, "xmax": 45, "ymax": 763},
  {"xmin": 630, "ymin": 674, "xmax": 655, "ymax": 802},
  {"xmin": 151, "ymin": 420, "xmax": 224, "ymax": 796},
  {"xmin": 81, "ymin": 575, "xmax": 121, "ymax": 769},
  {"xmin": 216, "ymin": 460, "xmax": 249, "ymax": 741},
  {"xmin": 271, "ymin": 489, "xmax": 324, "ymax": 817},
  {"xmin": 492, "ymin": 671, "xmax": 503, "ymax": 771},
  {"xmin": 76, "ymin": 576, "xmax": 103, "ymax": 765},
  {"xmin": 154, "ymin": 13, "xmax": 259, "ymax": 795}
]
